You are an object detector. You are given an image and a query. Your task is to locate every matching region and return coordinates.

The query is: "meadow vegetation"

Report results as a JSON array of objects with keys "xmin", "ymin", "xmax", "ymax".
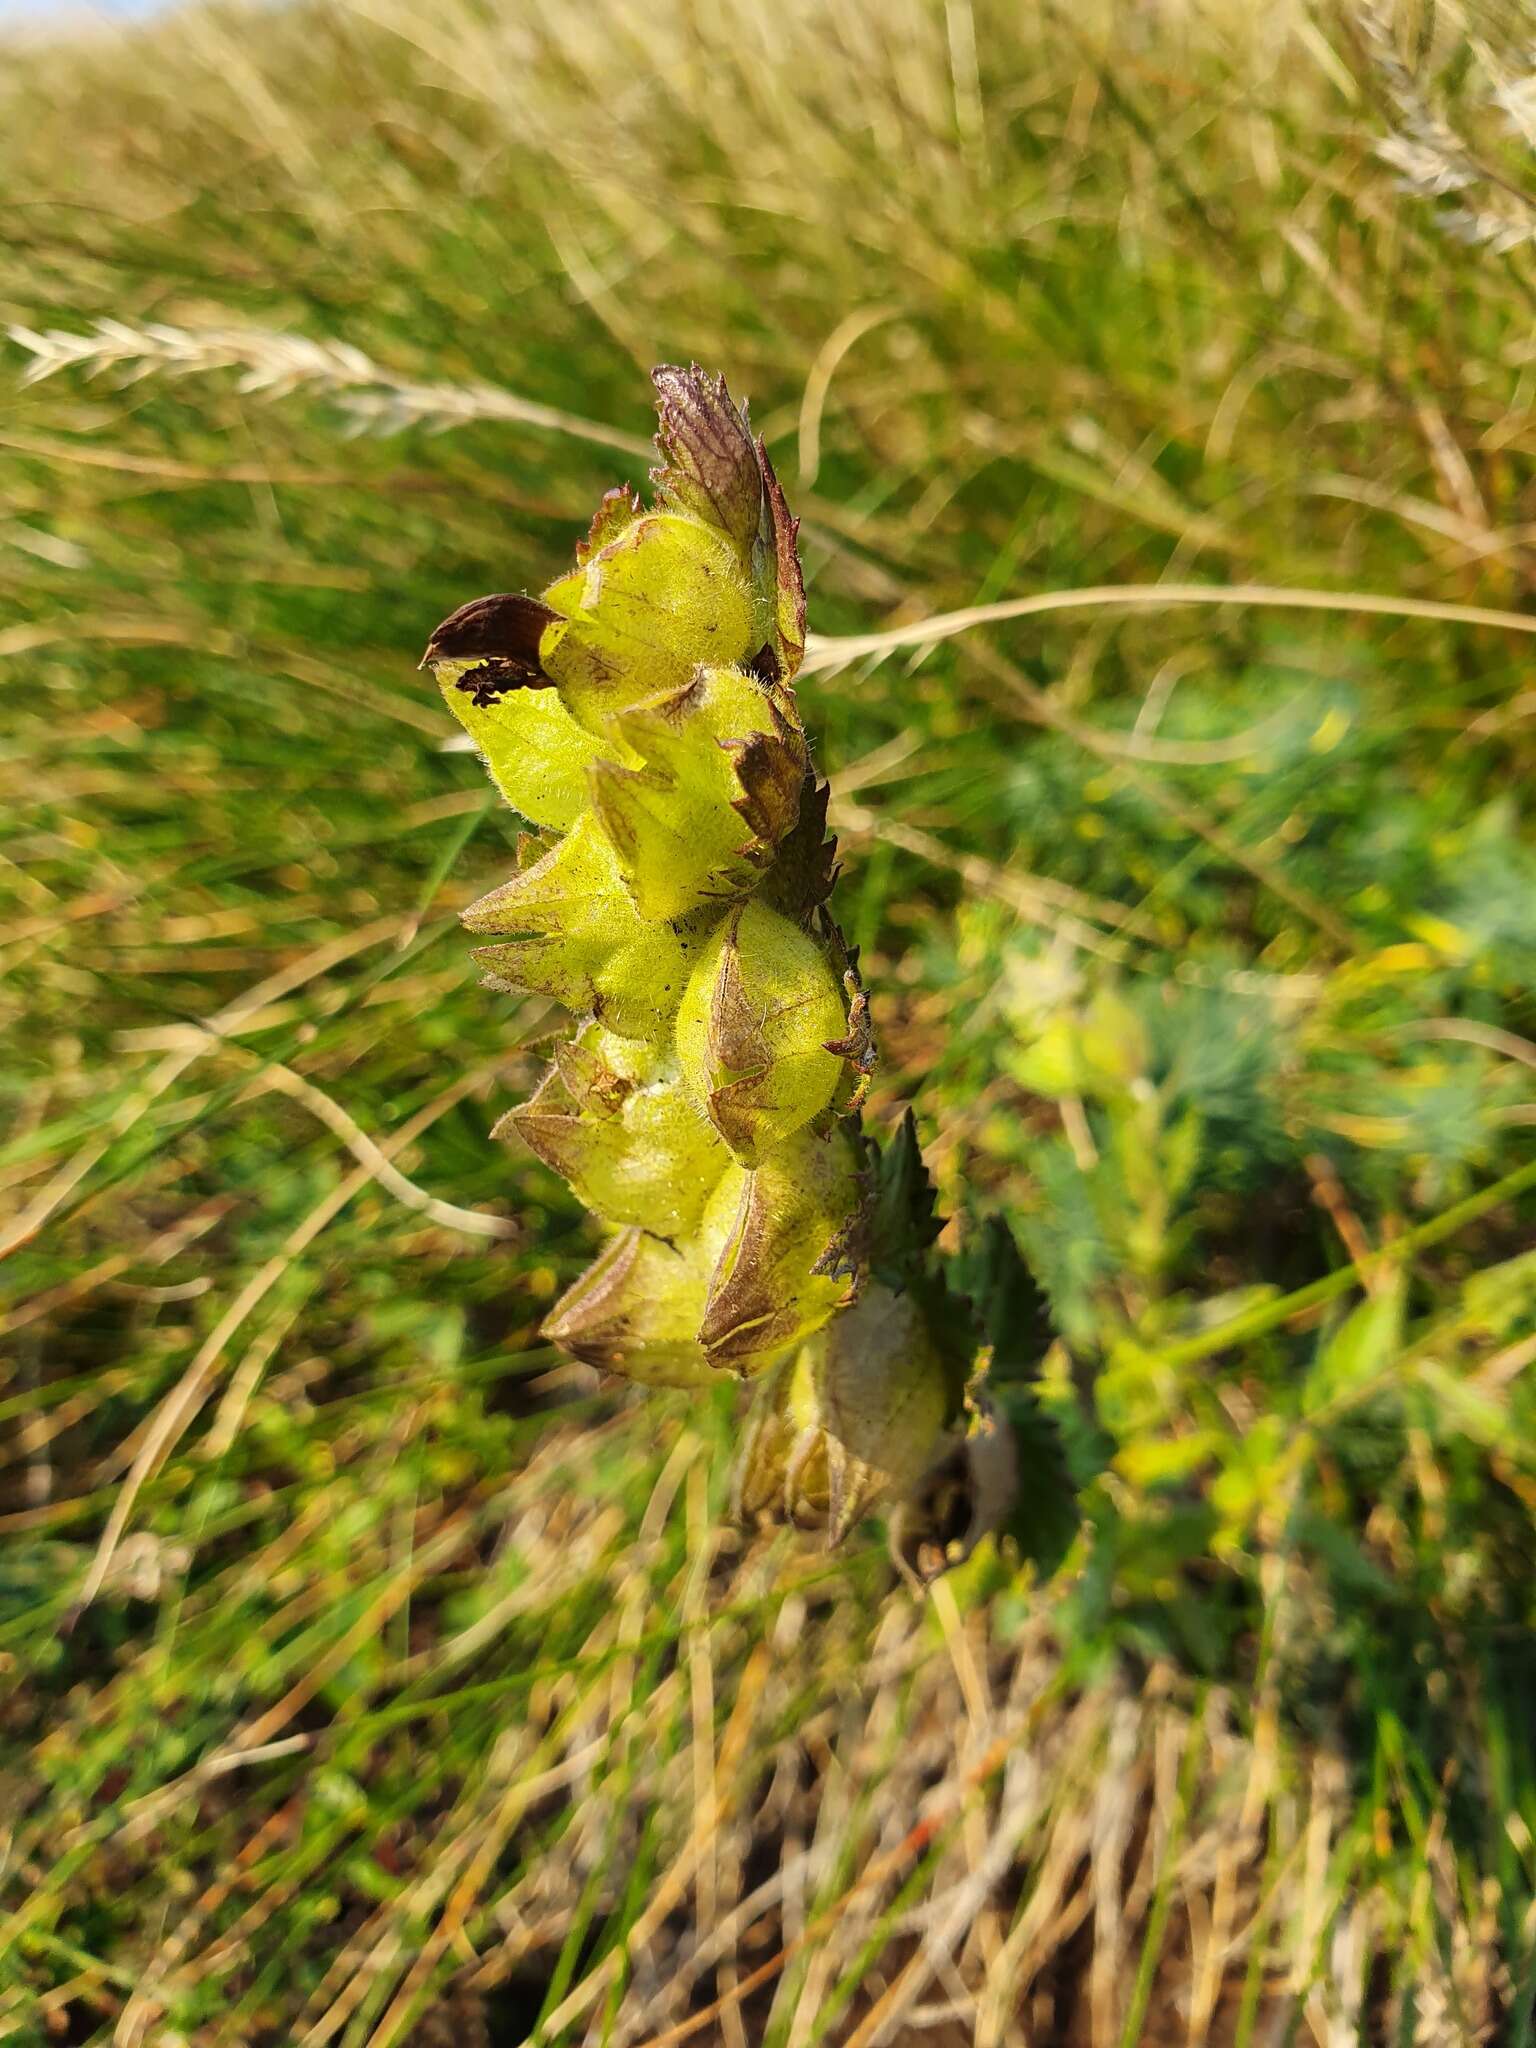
[{"xmin": 2, "ymin": 1, "xmax": 1535, "ymax": 2040}]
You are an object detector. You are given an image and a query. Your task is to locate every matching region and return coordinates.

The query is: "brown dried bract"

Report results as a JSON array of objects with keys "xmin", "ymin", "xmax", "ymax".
[
  {"xmin": 576, "ymin": 484, "xmax": 643, "ymax": 565},
  {"xmin": 650, "ymin": 364, "xmax": 765, "ymax": 554},
  {"xmin": 763, "ymin": 776, "xmax": 838, "ymax": 921},
  {"xmin": 724, "ymin": 719, "xmax": 806, "ymax": 854},
  {"xmin": 757, "ymin": 437, "xmax": 807, "ymax": 683}
]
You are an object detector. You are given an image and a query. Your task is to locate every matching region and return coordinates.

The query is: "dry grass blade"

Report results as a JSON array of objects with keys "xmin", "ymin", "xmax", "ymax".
[
  {"xmin": 0, "ymin": 915, "xmax": 410, "ymax": 1261},
  {"xmin": 202, "ymin": 1033, "xmax": 520, "ymax": 1238},
  {"xmin": 800, "ymin": 580, "xmax": 1536, "ymax": 675},
  {"xmin": 68, "ymin": 1061, "xmax": 508, "ymax": 1622}
]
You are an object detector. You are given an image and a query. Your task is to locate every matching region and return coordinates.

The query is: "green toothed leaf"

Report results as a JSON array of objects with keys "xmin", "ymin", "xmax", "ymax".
[
  {"xmin": 990, "ymin": 1379, "xmax": 1079, "ymax": 1580},
  {"xmin": 954, "ymin": 1214, "xmax": 1054, "ymax": 1386},
  {"xmin": 869, "ymin": 1110, "xmax": 944, "ymax": 1286}
]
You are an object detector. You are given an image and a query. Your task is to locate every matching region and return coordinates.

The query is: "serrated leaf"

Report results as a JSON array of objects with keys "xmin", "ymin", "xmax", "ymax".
[
  {"xmin": 991, "ymin": 1379, "xmax": 1078, "ymax": 1579},
  {"xmin": 869, "ymin": 1110, "xmax": 943, "ymax": 1285},
  {"xmin": 953, "ymin": 1214, "xmax": 1052, "ymax": 1384}
]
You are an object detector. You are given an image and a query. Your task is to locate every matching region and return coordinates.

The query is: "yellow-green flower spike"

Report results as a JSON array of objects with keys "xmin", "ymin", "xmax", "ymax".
[
  {"xmin": 424, "ymin": 365, "xmax": 1077, "ymax": 1586},
  {"xmin": 539, "ymin": 1219, "xmax": 725, "ymax": 1389},
  {"xmin": 422, "ymin": 592, "xmax": 610, "ymax": 830},
  {"xmin": 463, "ymin": 815, "xmax": 707, "ymax": 1039}
]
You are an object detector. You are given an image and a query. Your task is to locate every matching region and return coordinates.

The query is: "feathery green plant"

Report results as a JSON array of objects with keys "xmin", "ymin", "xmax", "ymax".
[{"xmin": 423, "ymin": 365, "xmax": 1073, "ymax": 1581}]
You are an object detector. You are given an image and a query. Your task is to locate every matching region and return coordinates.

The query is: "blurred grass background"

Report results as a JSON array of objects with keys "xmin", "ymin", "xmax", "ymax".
[{"xmin": 2, "ymin": 0, "xmax": 1536, "ymax": 2040}]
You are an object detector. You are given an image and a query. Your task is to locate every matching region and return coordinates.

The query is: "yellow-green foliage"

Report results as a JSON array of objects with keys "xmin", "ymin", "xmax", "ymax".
[{"xmin": 426, "ymin": 367, "xmax": 1020, "ymax": 1560}]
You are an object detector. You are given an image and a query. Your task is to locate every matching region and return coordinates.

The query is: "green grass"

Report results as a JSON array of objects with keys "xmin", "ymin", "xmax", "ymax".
[{"xmin": 2, "ymin": 1, "xmax": 1535, "ymax": 2040}]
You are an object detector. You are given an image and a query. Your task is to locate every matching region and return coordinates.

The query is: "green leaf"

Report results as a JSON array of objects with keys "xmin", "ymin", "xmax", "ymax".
[
  {"xmin": 953, "ymin": 1213, "xmax": 1052, "ymax": 1383},
  {"xmin": 869, "ymin": 1110, "xmax": 943, "ymax": 1287},
  {"xmin": 1302, "ymin": 1272, "xmax": 1406, "ymax": 1416},
  {"xmin": 991, "ymin": 1380, "xmax": 1078, "ymax": 1579}
]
